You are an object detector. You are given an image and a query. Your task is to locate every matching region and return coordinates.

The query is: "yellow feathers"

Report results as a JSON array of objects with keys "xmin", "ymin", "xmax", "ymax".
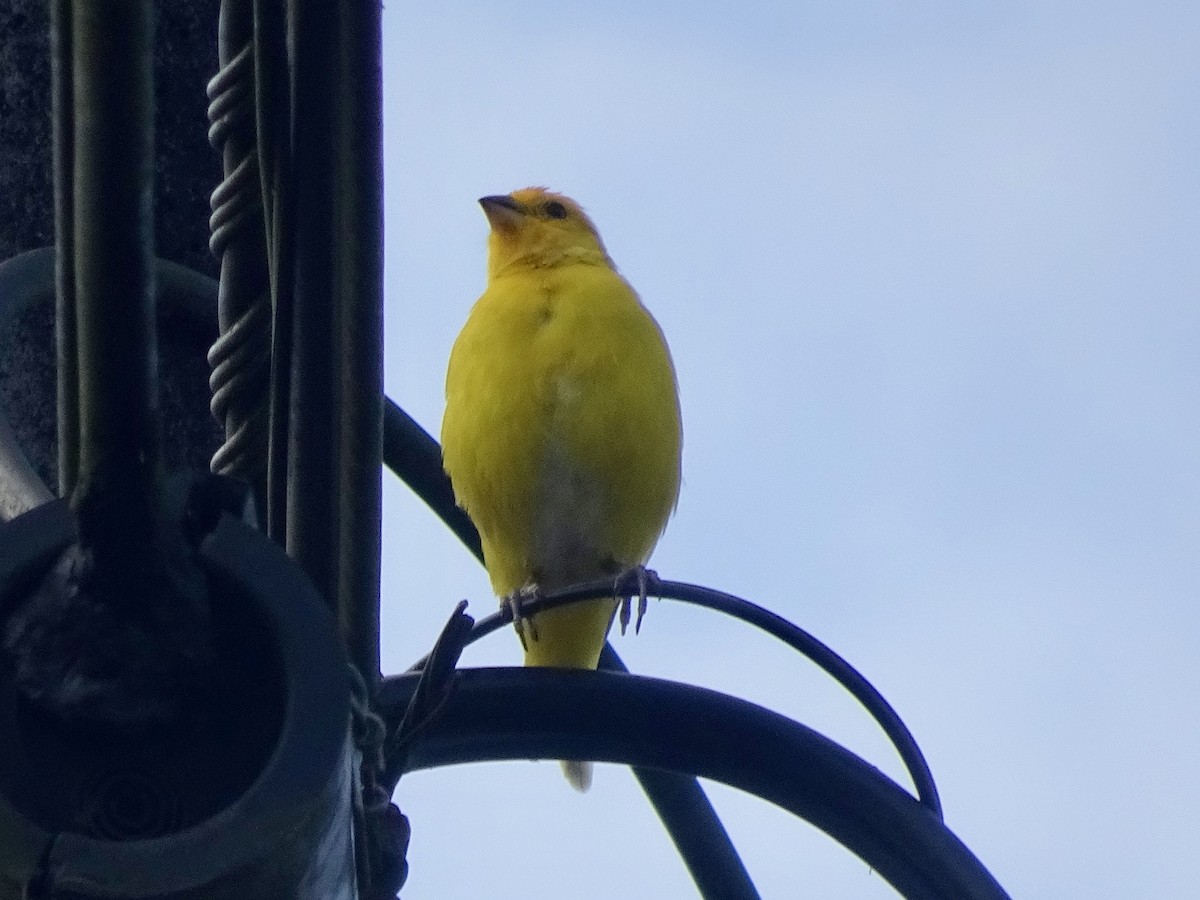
[{"xmin": 441, "ymin": 188, "xmax": 682, "ymax": 789}]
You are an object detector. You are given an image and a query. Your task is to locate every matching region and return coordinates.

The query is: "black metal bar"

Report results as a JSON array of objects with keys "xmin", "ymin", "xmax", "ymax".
[
  {"xmin": 252, "ymin": 0, "xmax": 293, "ymax": 545},
  {"xmin": 275, "ymin": 0, "xmax": 385, "ymax": 682},
  {"xmin": 379, "ymin": 668, "xmax": 1011, "ymax": 900},
  {"xmin": 668, "ymin": 581, "xmax": 943, "ymax": 818},
  {"xmin": 284, "ymin": 0, "xmax": 338, "ymax": 607},
  {"xmin": 383, "ymin": 398, "xmax": 481, "ymax": 560},
  {"xmin": 333, "ymin": 0, "xmax": 385, "ymax": 687},
  {"xmin": 71, "ymin": 0, "xmax": 160, "ymax": 550},
  {"xmin": 598, "ymin": 646, "xmax": 760, "ymax": 900},
  {"xmin": 51, "ymin": 0, "xmax": 76, "ymax": 499}
]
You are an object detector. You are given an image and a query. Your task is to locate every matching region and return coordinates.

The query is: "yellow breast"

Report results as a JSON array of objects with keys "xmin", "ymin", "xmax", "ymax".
[{"xmin": 441, "ymin": 261, "xmax": 681, "ymax": 668}]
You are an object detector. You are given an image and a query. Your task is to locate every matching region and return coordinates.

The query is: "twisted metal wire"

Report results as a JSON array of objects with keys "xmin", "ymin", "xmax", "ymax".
[{"xmin": 205, "ymin": 39, "xmax": 271, "ymax": 487}]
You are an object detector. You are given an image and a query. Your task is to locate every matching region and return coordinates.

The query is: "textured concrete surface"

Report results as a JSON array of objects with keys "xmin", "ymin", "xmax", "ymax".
[
  {"xmin": 0, "ymin": 0, "xmax": 222, "ymax": 274},
  {"xmin": 0, "ymin": 1, "xmax": 225, "ymax": 492},
  {"xmin": 0, "ymin": 0, "xmax": 55, "ymax": 263}
]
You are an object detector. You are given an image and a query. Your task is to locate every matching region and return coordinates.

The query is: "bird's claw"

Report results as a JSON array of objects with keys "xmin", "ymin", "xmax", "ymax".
[
  {"xmin": 502, "ymin": 585, "xmax": 541, "ymax": 650},
  {"xmin": 616, "ymin": 566, "xmax": 656, "ymax": 636}
]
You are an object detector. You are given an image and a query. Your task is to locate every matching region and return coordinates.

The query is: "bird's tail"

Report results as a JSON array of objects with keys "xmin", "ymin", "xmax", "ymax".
[
  {"xmin": 562, "ymin": 759, "xmax": 593, "ymax": 792},
  {"xmin": 520, "ymin": 599, "xmax": 615, "ymax": 793}
]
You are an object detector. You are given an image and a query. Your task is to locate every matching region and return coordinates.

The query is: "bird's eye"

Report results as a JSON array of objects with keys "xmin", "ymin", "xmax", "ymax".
[{"xmin": 544, "ymin": 200, "xmax": 568, "ymax": 219}]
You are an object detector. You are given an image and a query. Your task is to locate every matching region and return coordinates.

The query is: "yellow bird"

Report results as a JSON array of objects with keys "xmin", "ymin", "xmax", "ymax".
[{"xmin": 441, "ymin": 188, "xmax": 682, "ymax": 791}]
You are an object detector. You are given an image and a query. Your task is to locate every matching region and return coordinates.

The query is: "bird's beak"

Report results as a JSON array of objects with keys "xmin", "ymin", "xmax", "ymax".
[{"xmin": 479, "ymin": 194, "xmax": 524, "ymax": 230}]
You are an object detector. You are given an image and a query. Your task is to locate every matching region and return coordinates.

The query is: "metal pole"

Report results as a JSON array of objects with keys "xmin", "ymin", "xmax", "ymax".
[
  {"xmin": 71, "ymin": 0, "xmax": 160, "ymax": 587},
  {"xmin": 51, "ymin": 0, "xmax": 77, "ymax": 498},
  {"xmin": 334, "ymin": 0, "xmax": 384, "ymax": 688},
  {"xmin": 285, "ymin": 0, "xmax": 338, "ymax": 607},
  {"xmin": 286, "ymin": 0, "xmax": 384, "ymax": 686}
]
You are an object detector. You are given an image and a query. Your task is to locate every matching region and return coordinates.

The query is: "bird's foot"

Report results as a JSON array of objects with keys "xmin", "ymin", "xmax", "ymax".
[
  {"xmin": 501, "ymin": 585, "xmax": 541, "ymax": 650},
  {"xmin": 616, "ymin": 566, "xmax": 658, "ymax": 636}
]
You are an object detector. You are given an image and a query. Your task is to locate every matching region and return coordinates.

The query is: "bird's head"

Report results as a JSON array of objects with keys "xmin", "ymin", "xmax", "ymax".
[{"xmin": 479, "ymin": 188, "xmax": 613, "ymax": 277}]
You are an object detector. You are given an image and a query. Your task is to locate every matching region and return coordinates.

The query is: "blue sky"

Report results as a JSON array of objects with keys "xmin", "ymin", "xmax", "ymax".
[{"xmin": 378, "ymin": 2, "xmax": 1199, "ymax": 896}]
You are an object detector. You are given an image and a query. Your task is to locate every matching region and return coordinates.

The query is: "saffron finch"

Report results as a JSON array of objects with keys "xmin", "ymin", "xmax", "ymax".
[{"xmin": 441, "ymin": 188, "xmax": 682, "ymax": 790}]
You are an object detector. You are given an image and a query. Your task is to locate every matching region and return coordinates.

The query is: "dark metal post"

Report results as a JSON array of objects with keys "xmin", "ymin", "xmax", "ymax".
[
  {"xmin": 334, "ymin": 0, "xmax": 385, "ymax": 688},
  {"xmin": 51, "ymin": 0, "xmax": 78, "ymax": 498},
  {"xmin": 286, "ymin": 0, "xmax": 340, "ymax": 608},
  {"xmin": 71, "ymin": 0, "xmax": 160, "ymax": 537},
  {"xmin": 286, "ymin": 0, "xmax": 384, "ymax": 685}
]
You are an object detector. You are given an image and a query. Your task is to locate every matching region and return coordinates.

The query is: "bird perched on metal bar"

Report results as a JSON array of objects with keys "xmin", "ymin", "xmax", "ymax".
[{"xmin": 441, "ymin": 187, "xmax": 682, "ymax": 790}]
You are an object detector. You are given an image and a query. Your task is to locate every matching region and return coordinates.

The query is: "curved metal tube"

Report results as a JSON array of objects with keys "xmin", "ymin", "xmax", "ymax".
[
  {"xmin": 379, "ymin": 667, "xmax": 1009, "ymax": 900},
  {"xmin": 459, "ymin": 576, "xmax": 942, "ymax": 819}
]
